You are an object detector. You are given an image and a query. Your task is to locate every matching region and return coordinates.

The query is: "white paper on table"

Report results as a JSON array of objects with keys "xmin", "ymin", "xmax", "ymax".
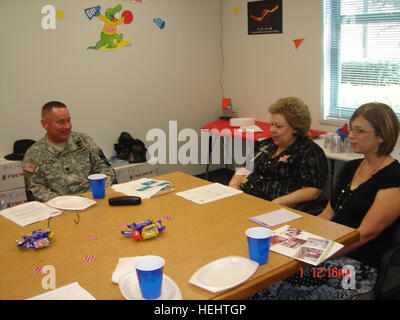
[
  {"xmin": 27, "ymin": 282, "xmax": 96, "ymax": 300},
  {"xmin": 111, "ymin": 257, "xmax": 142, "ymax": 284},
  {"xmin": 175, "ymin": 183, "xmax": 243, "ymax": 204},
  {"xmin": 0, "ymin": 201, "xmax": 62, "ymax": 227},
  {"xmin": 237, "ymin": 125, "xmax": 263, "ymax": 132},
  {"xmin": 249, "ymin": 208, "xmax": 302, "ymax": 228}
]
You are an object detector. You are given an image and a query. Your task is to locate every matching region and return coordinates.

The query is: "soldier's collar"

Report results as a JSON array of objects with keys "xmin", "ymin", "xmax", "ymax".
[{"xmin": 46, "ymin": 137, "xmax": 66, "ymax": 151}]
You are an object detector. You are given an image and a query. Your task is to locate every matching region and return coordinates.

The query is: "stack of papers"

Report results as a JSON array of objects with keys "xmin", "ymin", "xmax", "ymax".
[
  {"xmin": 0, "ymin": 201, "xmax": 61, "ymax": 227},
  {"xmin": 176, "ymin": 183, "xmax": 243, "ymax": 204},
  {"xmin": 112, "ymin": 178, "xmax": 173, "ymax": 199}
]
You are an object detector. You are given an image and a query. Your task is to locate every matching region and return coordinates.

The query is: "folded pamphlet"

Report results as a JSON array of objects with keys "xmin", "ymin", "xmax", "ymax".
[
  {"xmin": 270, "ymin": 225, "xmax": 344, "ymax": 265},
  {"xmin": 111, "ymin": 178, "xmax": 173, "ymax": 199}
]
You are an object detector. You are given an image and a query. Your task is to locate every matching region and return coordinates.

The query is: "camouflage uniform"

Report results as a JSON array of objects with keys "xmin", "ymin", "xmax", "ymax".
[{"xmin": 23, "ymin": 131, "xmax": 115, "ymax": 202}]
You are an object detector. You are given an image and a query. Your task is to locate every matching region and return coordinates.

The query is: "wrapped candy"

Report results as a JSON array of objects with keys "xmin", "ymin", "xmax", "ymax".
[
  {"xmin": 16, "ymin": 229, "xmax": 54, "ymax": 249},
  {"xmin": 121, "ymin": 219, "xmax": 165, "ymax": 240}
]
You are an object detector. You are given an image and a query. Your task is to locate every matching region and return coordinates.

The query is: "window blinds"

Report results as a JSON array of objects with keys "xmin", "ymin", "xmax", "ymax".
[{"xmin": 323, "ymin": 0, "xmax": 400, "ymax": 120}]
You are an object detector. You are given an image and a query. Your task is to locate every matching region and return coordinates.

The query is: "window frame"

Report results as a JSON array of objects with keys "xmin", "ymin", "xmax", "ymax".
[{"xmin": 323, "ymin": 0, "xmax": 400, "ymax": 121}]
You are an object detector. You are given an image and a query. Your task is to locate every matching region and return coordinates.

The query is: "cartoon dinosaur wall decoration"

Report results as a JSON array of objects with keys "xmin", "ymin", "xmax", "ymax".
[{"xmin": 88, "ymin": 4, "xmax": 131, "ymax": 50}]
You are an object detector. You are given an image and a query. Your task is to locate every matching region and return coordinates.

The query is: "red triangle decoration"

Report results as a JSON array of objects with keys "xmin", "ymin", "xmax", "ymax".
[{"xmin": 293, "ymin": 38, "xmax": 304, "ymax": 49}]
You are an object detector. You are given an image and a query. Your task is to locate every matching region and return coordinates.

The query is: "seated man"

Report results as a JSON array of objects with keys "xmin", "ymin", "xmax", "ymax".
[{"xmin": 23, "ymin": 101, "xmax": 115, "ymax": 202}]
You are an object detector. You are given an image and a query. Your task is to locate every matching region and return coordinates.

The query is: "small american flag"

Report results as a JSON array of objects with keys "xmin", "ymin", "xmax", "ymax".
[
  {"xmin": 118, "ymin": 222, "xmax": 127, "ymax": 227},
  {"xmin": 83, "ymin": 255, "xmax": 96, "ymax": 262},
  {"xmin": 34, "ymin": 266, "xmax": 44, "ymax": 274},
  {"xmin": 87, "ymin": 234, "xmax": 97, "ymax": 240},
  {"xmin": 163, "ymin": 215, "xmax": 173, "ymax": 221}
]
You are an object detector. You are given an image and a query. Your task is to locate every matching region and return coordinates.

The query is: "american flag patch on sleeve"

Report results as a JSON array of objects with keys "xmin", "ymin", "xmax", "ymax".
[{"xmin": 23, "ymin": 163, "xmax": 36, "ymax": 173}]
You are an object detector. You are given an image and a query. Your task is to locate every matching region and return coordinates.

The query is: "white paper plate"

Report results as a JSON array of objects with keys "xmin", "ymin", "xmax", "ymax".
[
  {"xmin": 47, "ymin": 196, "xmax": 97, "ymax": 211},
  {"xmin": 119, "ymin": 273, "xmax": 182, "ymax": 300},
  {"xmin": 189, "ymin": 255, "xmax": 259, "ymax": 293}
]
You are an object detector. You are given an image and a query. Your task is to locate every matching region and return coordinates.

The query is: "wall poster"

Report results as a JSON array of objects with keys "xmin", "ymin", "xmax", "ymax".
[{"xmin": 248, "ymin": 0, "xmax": 282, "ymax": 35}]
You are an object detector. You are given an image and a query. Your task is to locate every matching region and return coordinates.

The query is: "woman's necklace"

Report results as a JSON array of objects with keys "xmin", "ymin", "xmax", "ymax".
[
  {"xmin": 355, "ymin": 156, "xmax": 388, "ymax": 180},
  {"xmin": 334, "ymin": 156, "xmax": 387, "ymax": 214}
]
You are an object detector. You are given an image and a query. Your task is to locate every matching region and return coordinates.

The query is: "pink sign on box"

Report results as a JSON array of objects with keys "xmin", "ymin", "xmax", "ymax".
[
  {"xmin": 0, "ymin": 188, "xmax": 27, "ymax": 209},
  {"xmin": 0, "ymin": 159, "xmax": 25, "ymax": 192}
]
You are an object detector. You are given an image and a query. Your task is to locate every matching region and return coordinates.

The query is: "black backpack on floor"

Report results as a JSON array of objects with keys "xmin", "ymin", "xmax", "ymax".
[{"xmin": 114, "ymin": 132, "xmax": 147, "ymax": 163}]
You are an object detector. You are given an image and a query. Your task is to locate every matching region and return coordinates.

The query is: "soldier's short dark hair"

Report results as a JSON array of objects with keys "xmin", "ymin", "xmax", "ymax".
[{"xmin": 42, "ymin": 101, "xmax": 67, "ymax": 119}]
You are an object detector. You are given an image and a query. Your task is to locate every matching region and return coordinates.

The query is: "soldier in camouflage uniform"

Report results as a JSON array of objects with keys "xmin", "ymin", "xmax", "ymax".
[{"xmin": 23, "ymin": 101, "xmax": 115, "ymax": 202}]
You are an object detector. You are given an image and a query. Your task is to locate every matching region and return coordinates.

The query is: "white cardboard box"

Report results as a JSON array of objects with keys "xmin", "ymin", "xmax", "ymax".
[
  {"xmin": 0, "ymin": 187, "xmax": 27, "ymax": 209},
  {"xmin": 112, "ymin": 161, "xmax": 158, "ymax": 184},
  {"xmin": 0, "ymin": 159, "xmax": 25, "ymax": 192}
]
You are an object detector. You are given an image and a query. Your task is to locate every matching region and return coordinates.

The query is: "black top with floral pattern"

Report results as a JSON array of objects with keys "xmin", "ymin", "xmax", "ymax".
[{"xmin": 240, "ymin": 137, "xmax": 328, "ymax": 201}]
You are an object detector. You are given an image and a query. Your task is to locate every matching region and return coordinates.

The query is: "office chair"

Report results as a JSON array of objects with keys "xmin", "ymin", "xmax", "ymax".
[
  {"xmin": 357, "ymin": 225, "xmax": 400, "ymax": 300},
  {"xmin": 373, "ymin": 226, "xmax": 400, "ymax": 300}
]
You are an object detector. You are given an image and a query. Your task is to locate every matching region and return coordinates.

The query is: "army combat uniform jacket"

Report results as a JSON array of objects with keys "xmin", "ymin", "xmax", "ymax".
[{"xmin": 23, "ymin": 131, "xmax": 115, "ymax": 202}]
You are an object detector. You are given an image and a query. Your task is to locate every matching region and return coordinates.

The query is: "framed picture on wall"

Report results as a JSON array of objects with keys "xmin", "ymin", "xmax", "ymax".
[{"xmin": 248, "ymin": 0, "xmax": 282, "ymax": 35}]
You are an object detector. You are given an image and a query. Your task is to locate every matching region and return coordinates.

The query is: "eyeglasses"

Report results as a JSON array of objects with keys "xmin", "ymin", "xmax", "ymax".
[
  {"xmin": 348, "ymin": 127, "xmax": 374, "ymax": 136},
  {"xmin": 47, "ymin": 211, "xmax": 79, "ymax": 228}
]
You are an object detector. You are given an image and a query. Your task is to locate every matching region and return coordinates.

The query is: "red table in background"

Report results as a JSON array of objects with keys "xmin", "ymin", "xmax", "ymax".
[
  {"xmin": 201, "ymin": 119, "xmax": 272, "ymax": 179},
  {"xmin": 201, "ymin": 119, "xmax": 271, "ymax": 141}
]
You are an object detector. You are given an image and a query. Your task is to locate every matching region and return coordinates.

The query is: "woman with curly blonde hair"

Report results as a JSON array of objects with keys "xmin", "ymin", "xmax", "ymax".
[{"xmin": 229, "ymin": 97, "xmax": 328, "ymax": 211}]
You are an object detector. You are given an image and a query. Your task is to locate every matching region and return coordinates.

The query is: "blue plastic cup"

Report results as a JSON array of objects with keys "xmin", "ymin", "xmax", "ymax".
[
  {"xmin": 135, "ymin": 255, "xmax": 165, "ymax": 299},
  {"xmin": 88, "ymin": 174, "xmax": 106, "ymax": 199},
  {"xmin": 246, "ymin": 227, "xmax": 272, "ymax": 265}
]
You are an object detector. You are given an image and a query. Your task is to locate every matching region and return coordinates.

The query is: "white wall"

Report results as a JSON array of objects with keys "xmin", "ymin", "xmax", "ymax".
[
  {"xmin": 1, "ymin": 0, "xmax": 343, "ymax": 178},
  {"xmin": 0, "ymin": 0, "xmax": 222, "ymax": 176},
  {"xmin": 221, "ymin": 0, "xmax": 335, "ymax": 132}
]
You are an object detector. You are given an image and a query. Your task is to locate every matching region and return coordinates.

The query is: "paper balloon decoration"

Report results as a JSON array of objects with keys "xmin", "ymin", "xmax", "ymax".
[
  {"xmin": 153, "ymin": 18, "xmax": 165, "ymax": 29},
  {"xmin": 121, "ymin": 10, "xmax": 133, "ymax": 24}
]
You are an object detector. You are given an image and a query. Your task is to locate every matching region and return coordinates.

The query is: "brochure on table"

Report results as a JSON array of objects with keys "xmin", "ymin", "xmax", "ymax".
[
  {"xmin": 111, "ymin": 178, "xmax": 173, "ymax": 199},
  {"xmin": 270, "ymin": 225, "xmax": 344, "ymax": 266}
]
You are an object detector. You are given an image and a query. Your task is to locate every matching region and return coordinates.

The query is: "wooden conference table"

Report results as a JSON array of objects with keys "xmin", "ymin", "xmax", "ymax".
[{"xmin": 0, "ymin": 172, "xmax": 359, "ymax": 300}]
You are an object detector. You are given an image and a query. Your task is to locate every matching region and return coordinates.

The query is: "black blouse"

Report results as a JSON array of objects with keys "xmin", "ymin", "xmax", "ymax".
[
  {"xmin": 240, "ymin": 137, "xmax": 328, "ymax": 201},
  {"xmin": 331, "ymin": 159, "xmax": 400, "ymax": 268}
]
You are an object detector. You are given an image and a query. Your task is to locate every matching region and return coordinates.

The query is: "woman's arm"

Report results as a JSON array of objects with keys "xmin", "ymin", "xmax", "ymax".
[
  {"xmin": 318, "ymin": 200, "xmax": 336, "ymax": 220},
  {"xmin": 228, "ymin": 167, "xmax": 250, "ymax": 190},
  {"xmin": 331, "ymin": 187, "xmax": 400, "ymax": 258},
  {"xmin": 228, "ymin": 174, "xmax": 247, "ymax": 190},
  {"xmin": 271, "ymin": 186, "xmax": 321, "ymax": 208}
]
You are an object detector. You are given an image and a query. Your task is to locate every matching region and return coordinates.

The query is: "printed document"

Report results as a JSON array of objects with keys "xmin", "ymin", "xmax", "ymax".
[
  {"xmin": 0, "ymin": 201, "xmax": 61, "ymax": 227},
  {"xmin": 176, "ymin": 183, "xmax": 243, "ymax": 204}
]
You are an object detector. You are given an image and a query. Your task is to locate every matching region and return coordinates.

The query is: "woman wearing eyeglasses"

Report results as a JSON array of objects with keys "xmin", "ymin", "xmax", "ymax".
[
  {"xmin": 249, "ymin": 102, "xmax": 400, "ymax": 300},
  {"xmin": 319, "ymin": 103, "xmax": 400, "ymax": 267}
]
